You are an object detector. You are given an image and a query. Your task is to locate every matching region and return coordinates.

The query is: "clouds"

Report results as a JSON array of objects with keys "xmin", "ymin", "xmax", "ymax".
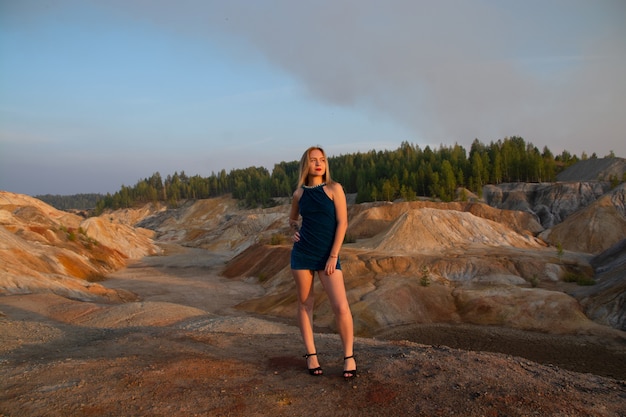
[
  {"xmin": 116, "ymin": 0, "xmax": 625, "ymax": 149},
  {"xmin": 1, "ymin": 0, "xmax": 624, "ymax": 195},
  {"xmin": 235, "ymin": 0, "xmax": 626, "ymax": 148}
]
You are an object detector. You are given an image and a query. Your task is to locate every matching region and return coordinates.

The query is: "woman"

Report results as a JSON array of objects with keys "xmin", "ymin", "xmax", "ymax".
[{"xmin": 289, "ymin": 146, "xmax": 356, "ymax": 379}]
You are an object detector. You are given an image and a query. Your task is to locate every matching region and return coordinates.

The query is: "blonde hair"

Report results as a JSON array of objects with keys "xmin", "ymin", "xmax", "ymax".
[{"xmin": 297, "ymin": 146, "xmax": 333, "ymax": 188}]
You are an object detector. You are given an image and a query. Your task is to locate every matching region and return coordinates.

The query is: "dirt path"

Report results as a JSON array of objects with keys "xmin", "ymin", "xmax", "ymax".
[
  {"xmin": 103, "ymin": 246, "xmax": 265, "ymax": 315},
  {"xmin": 1, "ymin": 246, "xmax": 626, "ymax": 416}
]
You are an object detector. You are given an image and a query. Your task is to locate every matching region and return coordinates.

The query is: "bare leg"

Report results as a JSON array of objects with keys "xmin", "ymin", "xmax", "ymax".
[
  {"xmin": 318, "ymin": 269, "xmax": 356, "ymax": 375},
  {"xmin": 292, "ymin": 269, "xmax": 321, "ymax": 373}
]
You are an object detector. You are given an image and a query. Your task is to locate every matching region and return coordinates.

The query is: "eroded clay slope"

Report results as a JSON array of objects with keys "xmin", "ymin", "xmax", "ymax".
[{"xmin": 0, "ymin": 191, "xmax": 159, "ymax": 301}]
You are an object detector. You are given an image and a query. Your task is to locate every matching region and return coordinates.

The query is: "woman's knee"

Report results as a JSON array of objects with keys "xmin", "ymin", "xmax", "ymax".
[
  {"xmin": 298, "ymin": 296, "xmax": 315, "ymax": 311},
  {"xmin": 332, "ymin": 301, "xmax": 352, "ymax": 317}
]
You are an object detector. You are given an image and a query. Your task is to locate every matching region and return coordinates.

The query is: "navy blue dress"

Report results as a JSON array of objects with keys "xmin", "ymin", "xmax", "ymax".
[{"xmin": 291, "ymin": 183, "xmax": 341, "ymax": 271}]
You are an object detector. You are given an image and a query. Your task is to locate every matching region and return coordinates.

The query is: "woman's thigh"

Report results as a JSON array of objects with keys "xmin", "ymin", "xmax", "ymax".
[
  {"xmin": 318, "ymin": 270, "xmax": 349, "ymax": 312},
  {"xmin": 292, "ymin": 269, "xmax": 315, "ymax": 303}
]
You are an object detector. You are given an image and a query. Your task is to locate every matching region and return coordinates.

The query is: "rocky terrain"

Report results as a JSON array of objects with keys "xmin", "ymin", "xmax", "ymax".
[
  {"xmin": 556, "ymin": 157, "xmax": 626, "ymax": 182},
  {"xmin": 0, "ymin": 191, "xmax": 159, "ymax": 302},
  {"xmin": 1, "ymin": 160, "xmax": 626, "ymax": 416}
]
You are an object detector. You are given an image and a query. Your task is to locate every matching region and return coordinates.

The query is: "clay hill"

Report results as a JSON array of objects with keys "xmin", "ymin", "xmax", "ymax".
[{"xmin": 2, "ymin": 162, "xmax": 626, "ymax": 415}]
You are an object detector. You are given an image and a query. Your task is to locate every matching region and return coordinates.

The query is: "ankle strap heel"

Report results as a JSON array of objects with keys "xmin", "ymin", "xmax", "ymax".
[{"xmin": 343, "ymin": 355, "xmax": 357, "ymax": 379}]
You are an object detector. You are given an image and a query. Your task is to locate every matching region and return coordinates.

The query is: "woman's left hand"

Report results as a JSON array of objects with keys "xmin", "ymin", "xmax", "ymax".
[{"xmin": 325, "ymin": 256, "xmax": 337, "ymax": 276}]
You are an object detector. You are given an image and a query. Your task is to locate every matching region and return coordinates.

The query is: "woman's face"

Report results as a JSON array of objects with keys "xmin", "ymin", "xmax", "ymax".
[{"xmin": 307, "ymin": 149, "xmax": 326, "ymax": 179}]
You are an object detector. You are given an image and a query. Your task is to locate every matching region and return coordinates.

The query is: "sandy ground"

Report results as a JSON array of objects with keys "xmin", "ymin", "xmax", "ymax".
[{"xmin": 1, "ymin": 246, "xmax": 626, "ymax": 417}]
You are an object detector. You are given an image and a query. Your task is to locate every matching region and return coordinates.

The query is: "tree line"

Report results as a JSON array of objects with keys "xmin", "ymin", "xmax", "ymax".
[
  {"xmin": 35, "ymin": 193, "xmax": 103, "ymax": 211},
  {"xmin": 37, "ymin": 137, "xmax": 617, "ymax": 212}
]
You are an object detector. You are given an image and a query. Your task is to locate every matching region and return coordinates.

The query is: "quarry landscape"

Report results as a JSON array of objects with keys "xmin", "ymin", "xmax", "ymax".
[{"xmin": 1, "ymin": 158, "xmax": 626, "ymax": 416}]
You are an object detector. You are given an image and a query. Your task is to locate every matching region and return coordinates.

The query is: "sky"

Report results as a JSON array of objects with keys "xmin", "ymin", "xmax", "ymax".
[{"xmin": 1, "ymin": 0, "xmax": 625, "ymax": 196}]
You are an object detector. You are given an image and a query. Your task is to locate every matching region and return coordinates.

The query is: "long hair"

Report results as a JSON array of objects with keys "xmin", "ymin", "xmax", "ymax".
[{"xmin": 297, "ymin": 146, "xmax": 333, "ymax": 188}]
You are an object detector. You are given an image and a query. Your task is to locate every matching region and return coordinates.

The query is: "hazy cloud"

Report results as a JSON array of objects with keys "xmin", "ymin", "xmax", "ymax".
[{"xmin": 103, "ymin": 0, "xmax": 626, "ymax": 154}]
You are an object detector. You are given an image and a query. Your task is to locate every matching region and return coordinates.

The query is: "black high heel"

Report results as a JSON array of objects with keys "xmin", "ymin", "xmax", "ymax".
[
  {"xmin": 304, "ymin": 353, "xmax": 323, "ymax": 376},
  {"xmin": 343, "ymin": 355, "xmax": 357, "ymax": 379}
]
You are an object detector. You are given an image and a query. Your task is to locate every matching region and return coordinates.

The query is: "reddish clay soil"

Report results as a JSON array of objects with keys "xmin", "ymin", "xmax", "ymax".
[{"xmin": 1, "ymin": 249, "xmax": 625, "ymax": 417}]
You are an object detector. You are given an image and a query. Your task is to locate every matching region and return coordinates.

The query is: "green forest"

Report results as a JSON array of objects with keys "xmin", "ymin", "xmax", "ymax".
[
  {"xmin": 35, "ymin": 193, "xmax": 103, "ymax": 211},
  {"xmin": 36, "ymin": 137, "xmax": 620, "ymax": 212}
]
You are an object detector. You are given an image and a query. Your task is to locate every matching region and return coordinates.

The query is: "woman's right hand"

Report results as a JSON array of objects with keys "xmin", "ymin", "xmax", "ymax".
[{"xmin": 292, "ymin": 231, "xmax": 300, "ymax": 242}]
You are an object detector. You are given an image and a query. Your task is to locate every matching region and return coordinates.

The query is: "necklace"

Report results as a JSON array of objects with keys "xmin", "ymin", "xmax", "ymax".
[{"xmin": 303, "ymin": 182, "xmax": 326, "ymax": 189}]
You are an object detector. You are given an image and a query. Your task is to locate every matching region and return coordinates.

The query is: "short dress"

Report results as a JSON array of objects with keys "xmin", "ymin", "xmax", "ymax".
[{"xmin": 290, "ymin": 183, "xmax": 341, "ymax": 271}]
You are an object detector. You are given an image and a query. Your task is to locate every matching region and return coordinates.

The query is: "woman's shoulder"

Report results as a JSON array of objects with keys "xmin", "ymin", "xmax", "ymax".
[
  {"xmin": 293, "ymin": 187, "xmax": 304, "ymax": 199},
  {"xmin": 327, "ymin": 181, "xmax": 346, "ymax": 199},
  {"xmin": 327, "ymin": 181, "xmax": 344, "ymax": 192}
]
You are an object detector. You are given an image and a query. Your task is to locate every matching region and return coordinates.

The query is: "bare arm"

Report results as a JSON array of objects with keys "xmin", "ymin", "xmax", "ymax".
[
  {"xmin": 329, "ymin": 182, "xmax": 348, "ymax": 256},
  {"xmin": 289, "ymin": 188, "xmax": 302, "ymax": 233},
  {"xmin": 325, "ymin": 182, "xmax": 348, "ymax": 274}
]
